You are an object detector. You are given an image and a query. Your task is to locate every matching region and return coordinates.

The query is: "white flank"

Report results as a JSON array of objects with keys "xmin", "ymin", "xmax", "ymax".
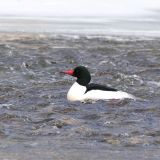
[
  {"xmin": 83, "ymin": 90, "xmax": 136, "ymax": 101},
  {"xmin": 67, "ymin": 82, "xmax": 136, "ymax": 102}
]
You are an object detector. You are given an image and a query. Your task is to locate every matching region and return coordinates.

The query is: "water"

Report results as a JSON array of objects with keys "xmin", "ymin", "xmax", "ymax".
[
  {"xmin": 0, "ymin": 2, "xmax": 160, "ymax": 159},
  {"xmin": 0, "ymin": 33, "xmax": 160, "ymax": 159}
]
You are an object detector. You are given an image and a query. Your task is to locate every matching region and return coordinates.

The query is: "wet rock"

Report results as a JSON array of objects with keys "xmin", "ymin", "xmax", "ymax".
[
  {"xmin": 61, "ymin": 117, "xmax": 81, "ymax": 126},
  {"xmin": 125, "ymin": 136, "xmax": 149, "ymax": 146},
  {"xmin": 101, "ymin": 135, "xmax": 121, "ymax": 145}
]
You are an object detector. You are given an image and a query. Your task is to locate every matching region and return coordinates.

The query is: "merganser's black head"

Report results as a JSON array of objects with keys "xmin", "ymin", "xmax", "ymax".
[{"xmin": 63, "ymin": 66, "xmax": 91, "ymax": 86}]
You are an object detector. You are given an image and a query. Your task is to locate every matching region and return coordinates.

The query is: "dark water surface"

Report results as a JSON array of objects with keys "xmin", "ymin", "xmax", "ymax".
[{"xmin": 0, "ymin": 33, "xmax": 160, "ymax": 160}]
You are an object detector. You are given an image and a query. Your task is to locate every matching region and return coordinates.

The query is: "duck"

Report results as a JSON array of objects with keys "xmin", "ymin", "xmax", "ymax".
[{"xmin": 63, "ymin": 66, "xmax": 136, "ymax": 102}]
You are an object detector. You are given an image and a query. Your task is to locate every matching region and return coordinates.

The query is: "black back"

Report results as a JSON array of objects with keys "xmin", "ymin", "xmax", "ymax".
[{"xmin": 85, "ymin": 83, "xmax": 117, "ymax": 93}]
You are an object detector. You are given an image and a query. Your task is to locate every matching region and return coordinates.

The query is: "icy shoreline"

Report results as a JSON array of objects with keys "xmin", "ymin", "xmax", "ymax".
[{"xmin": 0, "ymin": 16, "xmax": 160, "ymax": 37}]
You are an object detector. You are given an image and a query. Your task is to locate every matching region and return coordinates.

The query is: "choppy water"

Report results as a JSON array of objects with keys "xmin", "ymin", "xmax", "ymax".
[{"xmin": 0, "ymin": 33, "xmax": 160, "ymax": 160}]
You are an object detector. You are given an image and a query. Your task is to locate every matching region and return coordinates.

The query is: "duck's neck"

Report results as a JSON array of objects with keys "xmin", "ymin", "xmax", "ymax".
[
  {"xmin": 76, "ymin": 73, "xmax": 91, "ymax": 86},
  {"xmin": 76, "ymin": 78, "xmax": 90, "ymax": 86}
]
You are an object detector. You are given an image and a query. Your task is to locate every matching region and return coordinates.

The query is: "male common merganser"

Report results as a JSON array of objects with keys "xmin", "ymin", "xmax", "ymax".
[{"xmin": 63, "ymin": 66, "xmax": 136, "ymax": 102}]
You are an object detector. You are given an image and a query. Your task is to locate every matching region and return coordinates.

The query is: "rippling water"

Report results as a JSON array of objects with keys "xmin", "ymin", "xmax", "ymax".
[{"xmin": 0, "ymin": 33, "xmax": 160, "ymax": 160}]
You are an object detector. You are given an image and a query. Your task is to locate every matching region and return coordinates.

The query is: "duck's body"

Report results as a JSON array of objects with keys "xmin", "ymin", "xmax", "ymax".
[
  {"xmin": 67, "ymin": 82, "xmax": 135, "ymax": 102},
  {"xmin": 63, "ymin": 66, "xmax": 136, "ymax": 102}
]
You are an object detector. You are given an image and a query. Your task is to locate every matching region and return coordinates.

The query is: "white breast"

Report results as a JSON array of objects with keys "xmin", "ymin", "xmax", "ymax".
[
  {"xmin": 67, "ymin": 82, "xmax": 136, "ymax": 102},
  {"xmin": 67, "ymin": 82, "xmax": 86, "ymax": 101}
]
